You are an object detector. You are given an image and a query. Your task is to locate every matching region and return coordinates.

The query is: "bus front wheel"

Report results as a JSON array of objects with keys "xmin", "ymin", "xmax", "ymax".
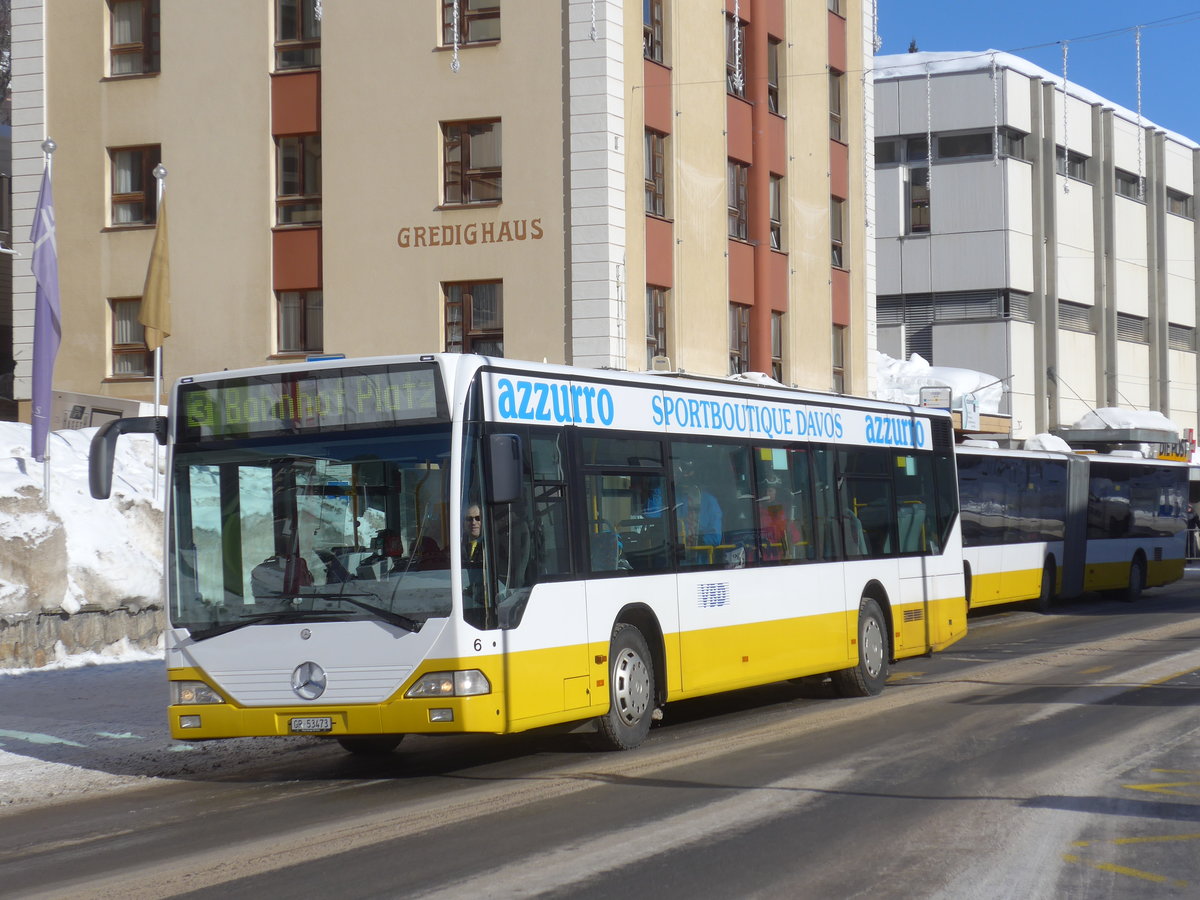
[
  {"xmin": 593, "ymin": 624, "xmax": 655, "ymax": 750},
  {"xmin": 832, "ymin": 598, "xmax": 889, "ymax": 698}
]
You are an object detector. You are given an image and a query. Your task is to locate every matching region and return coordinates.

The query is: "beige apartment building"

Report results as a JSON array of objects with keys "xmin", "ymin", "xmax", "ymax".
[{"xmin": 10, "ymin": 0, "xmax": 874, "ymax": 420}]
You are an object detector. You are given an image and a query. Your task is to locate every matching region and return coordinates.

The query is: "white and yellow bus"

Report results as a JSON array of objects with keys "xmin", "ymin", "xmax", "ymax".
[
  {"xmin": 90, "ymin": 354, "xmax": 967, "ymax": 753},
  {"xmin": 957, "ymin": 444, "xmax": 1188, "ymax": 612}
]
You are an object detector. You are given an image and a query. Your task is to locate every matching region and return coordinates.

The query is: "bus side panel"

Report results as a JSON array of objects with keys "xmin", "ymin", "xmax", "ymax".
[
  {"xmin": 675, "ymin": 563, "xmax": 851, "ymax": 696},
  {"xmin": 895, "ymin": 558, "xmax": 967, "ymax": 654},
  {"xmin": 999, "ymin": 542, "xmax": 1052, "ymax": 605},
  {"xmin": 499, "ymin": 582, "xmax": 597, "ymax": 730}
]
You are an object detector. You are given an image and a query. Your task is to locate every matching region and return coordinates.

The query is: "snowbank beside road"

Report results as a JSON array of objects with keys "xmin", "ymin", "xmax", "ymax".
[{"xmin": 0, "ymin": 422, "xmax": 164, "ymax": 623}]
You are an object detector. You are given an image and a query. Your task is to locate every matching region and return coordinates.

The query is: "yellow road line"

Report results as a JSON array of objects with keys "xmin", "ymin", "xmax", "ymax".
[
  {"xmin": 1079, "ymin": 666, "xmax": 1113, "ymax": 675},
  {"xmin": 1062, "ymin": 854, "xmax": 1189, "ymax": 888}
]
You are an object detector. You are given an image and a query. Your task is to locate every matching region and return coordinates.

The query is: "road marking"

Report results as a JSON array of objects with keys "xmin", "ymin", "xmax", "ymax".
[
  {"xmin": 1062, "ymin": 854, "xmax": 1188, "ymax": 888},
  {"xmin": 1078, "ymin": 666, "xmax": 1112, "ymax": 675},
  {"xmin": 886, "ymin": 672, "xmax": 924, "ymax": 682},
  {"xmin": 0, "ymin": 729, "xmax": 85, "ymax": 748},
  {"xmin": 1123, "ymin": 780, "xmax": 1200, "ymax": 798},
  {"xmin": 1074, "ymin": 833, "xmax": 1200, "ymax": 848}
]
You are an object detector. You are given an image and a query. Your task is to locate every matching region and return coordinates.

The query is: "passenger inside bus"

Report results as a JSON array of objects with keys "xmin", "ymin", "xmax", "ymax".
[
  {"xmin": 757, "ymin": 476, "xmax": 802, "ymax": 560},
  {"xmin": 355, "ymin": 528, "xmax": 406, "ymax": 578}
]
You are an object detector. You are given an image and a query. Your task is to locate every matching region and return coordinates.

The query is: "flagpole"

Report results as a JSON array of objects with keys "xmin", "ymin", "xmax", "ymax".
[{"xmin": 151, "ymin": 164, "xmax": 166, "ymax": 501}]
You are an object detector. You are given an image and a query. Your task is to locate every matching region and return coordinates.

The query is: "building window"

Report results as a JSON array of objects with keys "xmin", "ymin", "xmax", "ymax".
[
  {"xmin": 937, "ymin": 132, "xmax": 992, "ymax": 159},
  {"xmin": 831, "ymin": 196, "xmax": 845, "ymax": 267},
  {"xmin": 875, "ymin": 140, "xmax": 899, "ymax": 164},
  {"xmin": 1168, "ymin": 189, "xmax": 1194, "ymax": 219},
  {"xmin": 729, "ymin": 304, "xmax": 750, "ymax": 375},
  {"xmin": 725, "ymin": 14, "xmax": 746, "ymax": 98},
  {"xmin": 645, "ymin": 130, "xmax": 667, "ymax": 217},
  {"xmin": 1056, "ymin": 147, "xmax": 1091, "ymax": 182},
  {"xmin": 828, "ymin": 0, "xmax": 845, "ymax": 15},
  {"xmin": 110, "ymin": 145, "xmax": 160, "ymax": 226},
  {"xmin": 276, "ymin": 135, "xmax": 322, "ymax": 225},
  {"xmin": 906, "ymin": 136, "xmax": 929, "ymax": 163},
  {"xmin": 277, "ymin": 290, "xmax": 323, "ymax": 353},
  {"xmin": 445, "ymin": 280, "xmax": 504, "ymax": 356},
  {"xmin": 767, "ymin": 38, "xmax": 781, "ymax": 113},
  {"xmin": 832, "ymin": 324, "xmax": 846, "ymax": 393},
  {"xmin": 728, "ymin": 160, "xmax": 749, "ymax": 240},
  {"xmin": 829, "ymin": 70, "xmax": 845, "ymax": 142},
  {"xmin": 643, "ymin": 0, "xmax": 664, "ymax": 63},
  {"xmin": 443, "ymin": 119, "xmax": 502, "ymax": 205},
  {"xmin": 770, "ymin": 311, "xmax": 783, "ymax": 382},
  {"xmin": 110, "ymin": 299, "xmax": 154, "ymax": 377},
  {"xmin": 769, "ymin": 175, "xmax": 783, "ymax": 250},
  {"xmin": 275, "ymin": 0, "xmax": 321, "ymax": 70},
  {"xmin": 908, "ymin": 167, "xmax": 930, "ymax": 234},
  {"xmin": 442, "ymin": 0, "xmax": 500, "ymax": 45},
  {"xmin": 646, "ymin": 286, "xmax": 668, "ymax": 368},
  {"xmin": 1115, "ymin": 168, "xmax": 1143, "ymax": 200},
  {"xmin": 109, "ymin": 0, "xmax": 160, "ymax": 76}
]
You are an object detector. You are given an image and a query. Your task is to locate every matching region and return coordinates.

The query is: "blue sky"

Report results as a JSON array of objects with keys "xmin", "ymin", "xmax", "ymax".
[{"xmin": 876, "ymin": 2, "xmax": 1200, "ymax": 140}]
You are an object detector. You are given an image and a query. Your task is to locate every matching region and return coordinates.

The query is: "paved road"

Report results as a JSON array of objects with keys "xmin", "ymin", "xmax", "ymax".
[{"xmin": 1, "ymin": 576, "xmax": 1199, "ymax": 899}]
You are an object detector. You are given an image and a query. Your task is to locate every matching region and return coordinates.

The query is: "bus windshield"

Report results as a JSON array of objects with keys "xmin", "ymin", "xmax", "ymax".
[{"xmin": 169, "ymin": 426, "xmax": 453, "ymax": 638}]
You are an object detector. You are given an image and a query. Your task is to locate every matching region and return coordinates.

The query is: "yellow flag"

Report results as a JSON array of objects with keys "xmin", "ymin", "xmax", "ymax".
[{"xmin": 138, "ymin": 195, "xmax": 171, "ymax": 351}]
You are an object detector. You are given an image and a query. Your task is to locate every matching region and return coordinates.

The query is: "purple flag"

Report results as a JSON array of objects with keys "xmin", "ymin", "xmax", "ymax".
[{"xmin": 31, "ymin": 166, "xmax": 61, "ymax": 463}]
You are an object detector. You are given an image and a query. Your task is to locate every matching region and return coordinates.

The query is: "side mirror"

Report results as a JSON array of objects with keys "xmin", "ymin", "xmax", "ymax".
[
  {"xmin": 486, "ymin": 433, "xmax": 522, "ymax": 504},
  {"xmin": 89, "ymin": 416, "xmax": 167, "ymax": 499}
]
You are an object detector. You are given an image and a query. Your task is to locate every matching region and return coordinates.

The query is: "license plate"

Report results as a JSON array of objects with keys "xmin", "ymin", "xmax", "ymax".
[{"xmin": 290, "ymin": 716, "xmax": 333, "ymax": 733}]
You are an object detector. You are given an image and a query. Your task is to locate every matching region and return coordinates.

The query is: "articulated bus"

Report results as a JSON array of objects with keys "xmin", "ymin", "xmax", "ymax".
[
  {"xmin": 957, "ymin": 444, "xmax": 1188, "ymax": 612},
  {"xmin": 90, "ymin": 354, "xmax": 967, "ymax": 753}
]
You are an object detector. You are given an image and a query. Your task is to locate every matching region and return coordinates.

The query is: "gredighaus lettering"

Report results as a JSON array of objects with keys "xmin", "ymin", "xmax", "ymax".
[{"xmin": 398, "ymin": 218, "xmax": 544, "ymax": 249}]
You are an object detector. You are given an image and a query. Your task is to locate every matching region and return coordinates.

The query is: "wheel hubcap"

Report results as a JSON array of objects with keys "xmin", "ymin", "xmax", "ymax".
[
  {"xmin": 862, "ymin": 617, "xmax": 884, "ymax": 678},
  {"xmin": 612, "ymin": 647, "xmax": 651, "ymax": 726}
]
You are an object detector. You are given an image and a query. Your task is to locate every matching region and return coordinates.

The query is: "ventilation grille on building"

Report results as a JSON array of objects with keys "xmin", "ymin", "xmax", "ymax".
[
  {"xmin": 1116, "ymin": 313, "xmax": 1149, "ymax": 343},
  {"xmin": 1058, "ymin": 300, "xmax": 1093, "ymax": 332},
  {"xmin": 1007, "ymin": 292, "xmax": 1031, "ymax": 321},
  {"xmin": 1168, "ymin": 323, "xmax": 1195, "ymax": 351}
]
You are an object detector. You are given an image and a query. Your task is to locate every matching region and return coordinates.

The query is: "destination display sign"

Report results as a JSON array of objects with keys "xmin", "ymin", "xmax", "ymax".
[{"xmin": 177, "ymin": 364, "xmax": 446, "ymax": 442}]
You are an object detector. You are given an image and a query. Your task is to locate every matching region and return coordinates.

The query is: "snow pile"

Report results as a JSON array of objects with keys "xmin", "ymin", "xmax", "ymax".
[
  {"xmin": 1068, "ymin": 408, "xmax": 1180, "ymax": 437},
  {"xmin": 1023, "ymin": 433, "xmax": 1073, "ymax": 453},
  {"xmin": 0, "ymin": 422, "xmax": 164, "ymax": 623},
  {"xmin": 873, "ymin": 352, "xmax": 1004, "ymax": 413}
]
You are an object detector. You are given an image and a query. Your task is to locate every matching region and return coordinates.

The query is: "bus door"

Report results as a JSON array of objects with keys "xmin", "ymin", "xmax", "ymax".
[{"xmin": 485, "ymin": 428, "xmax": 594, "ymax": 730}]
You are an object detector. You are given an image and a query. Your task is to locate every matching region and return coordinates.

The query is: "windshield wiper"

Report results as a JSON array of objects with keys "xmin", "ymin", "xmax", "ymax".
[
  {"xmin": 188, "ymin": 609, "xmax": 348, "ymax": 642},
  {"xmin": 302, "ymin": 591, "xmax": 421, "ymax": 633}
]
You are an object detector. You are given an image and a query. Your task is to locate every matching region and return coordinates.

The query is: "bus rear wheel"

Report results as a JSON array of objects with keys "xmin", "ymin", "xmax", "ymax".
[
  {"xmin": 593, "ymin": 624, "xmax": 655, "ymax": 750},
  {"xmin": 1122, "ymin": 557, "xmax": 1146, "ymax": 603},
  {"xmin": 1031, "ymin": 562, "xmax": 1055, "ymax": 614},
  {"xmin": 336, "ymin": 735, "xmax": 404, "ymax": 755},
  {"xmin": 832, "ymin": 598, "xmax": 889, "ymax": 698}
]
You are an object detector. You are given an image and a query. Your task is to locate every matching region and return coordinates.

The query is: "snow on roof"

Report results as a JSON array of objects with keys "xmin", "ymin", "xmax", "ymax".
[
  {"xmin": 1068, "ymin": 407, "xmax": 1180, "ymax": 436},
  {"xmin": 1023, "ymin": 433, "xmax": 1073, "ymax": 453},
  {"xmin": 873, "ymin": 50, "xmax": 1200, "ymax": 151},
  {"xmin": 872, "ymin": 352, "xmax": 1004, "ymax": 413}
]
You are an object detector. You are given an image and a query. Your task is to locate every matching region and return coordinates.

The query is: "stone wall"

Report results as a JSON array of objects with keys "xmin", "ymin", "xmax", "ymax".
[{"xmin": 0, "ymin": 606, "xmax": 165, "ymax": 669}]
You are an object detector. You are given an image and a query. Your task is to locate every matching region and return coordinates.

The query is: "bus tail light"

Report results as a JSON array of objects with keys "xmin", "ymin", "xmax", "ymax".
[{"xmin": 405, "ymin": 670, "xmax": 491, "ymax": 698}]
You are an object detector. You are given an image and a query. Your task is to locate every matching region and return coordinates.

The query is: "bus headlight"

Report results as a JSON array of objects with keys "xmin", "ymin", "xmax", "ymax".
[
  {"xmin": 171, "ymin": 681, "xmax": 226, "ymax": 705},
  {"xmin": 405, "ymin": 670, "xmax": 491, "ymax": 698}
]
